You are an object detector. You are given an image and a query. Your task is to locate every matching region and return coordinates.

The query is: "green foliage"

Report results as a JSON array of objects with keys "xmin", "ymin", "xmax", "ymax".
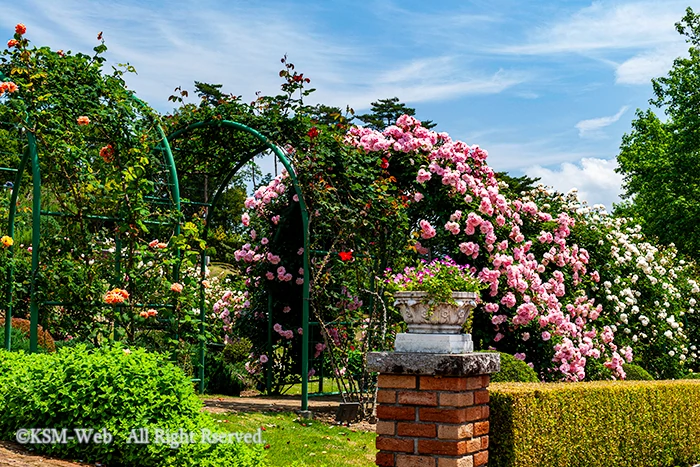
[
  {"xmin": 0, "ymin": 327, "xmax": 47, "ymax": 353},
  {"xmin": 490, "ymin": 352, "xmax": 539, "ymax": 383},
  {"xmin": 385, "ymin": 257, "xmax": 483, "ymax": 305},
  {"xmin": 0, "ymin": 30, "xmax": 212, "ymax": 365},
  {"xmin": 0, "ymin": 318, "xmax": 55, "ymax": 352},
  {"xmin": 490, "ymin": 380, "xmax": 700, "ymax": 467},
  {"xmin": 623, "ymin": 363, "xmax": 654, "ymax": 381},
  {"xmin": 355, "ymin": 97, "xmax": 436, "ymax": 130},
  {"xmin": 616, "ymin": 7, "xmax": 700, "ymax": 259},
  {"xmin": 0, "ymin": 345, "xmax": 265, "ymax": 466},
  {"xmin": 202, "ymin": 342, "xmax": 254, "ymax": 396}
]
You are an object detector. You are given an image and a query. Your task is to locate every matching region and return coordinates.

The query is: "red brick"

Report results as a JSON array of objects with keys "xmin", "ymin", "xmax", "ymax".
[
  {"xmin": 438, "ymin": 457, "xmax": 474, "ymax": 467},
  {"xmin": 437, "ymin": 423, "xmax": 473, "ymax": 440},
  {"xmin": 379, "ymin": 375, "xmax": 417, "ymax": 389},
  {"xmin": 396, "ymin": 454, "xmax": 436, "ymax": 467},
  {"xmin": 378, "ymin": 389, "xmax": 398, "ymax": 404},
  {"xmin": 420, "ymin": 376, "xmax": 467, "ymax": 391},
  {"xmin": 377, "ymin": 451, "xmax": 395, "ymax": 467},
  {"xmin": 377, "ymin": 406, "xmax": 416, "ymax": 421},
  {"xmin": 474, "ymin": 390, "xmax": 489, "ymax": 405},
  {"xmin": 438, "ymin": 392, "xmax": 474, "ymax": 407},
  {"xmin": 481, "ymin": 435, "xmax": 489, "ymax": 450},
  {"xmin": 481, "ymin": 375, "xmax": 490, "ymax": 387},
  {"xmin": 397, "ymin": 422, "xmax": 437, "ymax": 438},
  {"xmin": 466, "ymin": 376, "xmax": 486, "ymax": 390},
  {"xmin": 377, "ymin": 436, "xmax": 414, "ymax": 453},
  {"xmin": 466, "ymin": 406, "xmax": 486, "ymax": 422},
  {"xmin": 474, "ymin": 450, "xmax": 488, "ymax": 466},
  {"xmin": 419, "ymin": 407, "xmax": 468, "ymax": 423},
  {"xmin": 399, "ymin": 391, "xmax": 438, "ymax": 406},
  {"xmin": 466, "ymin": 438, "xmax": 482, "ymax": 454},
  {"xmin": 377, "ymin": 421, "xmax": 396, "ymax": 435},
  {"xmin": 473, "ymin": 421, "xmax": 489, "ymax": 436},
  {"xmin": 417, "ymin": 439, "xmax": 469, "ymax": 456}
]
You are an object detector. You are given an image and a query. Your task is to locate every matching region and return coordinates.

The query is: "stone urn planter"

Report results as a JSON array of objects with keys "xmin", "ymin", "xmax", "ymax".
[{"xmin": 393, "ymin": 291, "xmax": 478, "ymax": 354}]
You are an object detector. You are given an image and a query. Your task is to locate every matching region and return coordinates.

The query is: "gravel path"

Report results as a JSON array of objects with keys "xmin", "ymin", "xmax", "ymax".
[{"xmin": 0, "ymin": 441, "xmax": 87, "ymax": 467}]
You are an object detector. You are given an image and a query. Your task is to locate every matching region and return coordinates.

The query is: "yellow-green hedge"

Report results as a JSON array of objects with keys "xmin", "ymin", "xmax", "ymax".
[{"xmin": 490, "ymin": 380, "xmax": 700, "ymax": 467}]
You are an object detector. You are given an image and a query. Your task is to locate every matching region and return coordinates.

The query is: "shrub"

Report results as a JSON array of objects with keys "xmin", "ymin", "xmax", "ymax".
[
  {"xmin": 0, "ymin": 318, "xmax": 56, "ymax": 352},
  {"xmin": 623, "ymin": 363, "xmax": 654, "ymax": 381},
  {"xmin": 0, "ymin": 327, "xmax": 47, "ymax": 353},
  {"xmin": 488, "ymin": 352, "xmax": 539, "ymax": 383},
  {"xmin": 203, "ymin": 346, "xmax": 252, "ymax": 396},
  {"xmin": 0, "ymin": 345, "xmax": 265, "ymax": 466},
  {"xmin": 490, "ymin": 380, "xmax": 700, "ymax": 467}
]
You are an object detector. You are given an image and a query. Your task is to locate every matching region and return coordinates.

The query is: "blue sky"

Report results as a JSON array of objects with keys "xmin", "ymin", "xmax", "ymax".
[{"xmin": 3, "ymin": 0, "xmax": 699, "ymax": 208}]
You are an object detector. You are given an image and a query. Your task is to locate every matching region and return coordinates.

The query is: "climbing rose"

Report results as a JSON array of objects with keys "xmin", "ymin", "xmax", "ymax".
[
  {"xmin": 170, "ymin": 282, "xmax": 183, "ymax": 293},
  {"xmin": 104, "ymin": 288, "xmax": 129, "ymax": 305},
  {"xmin": 99, "ymin": 144, "xmax": 114, "ymax": 163},
  {"xmin": 1, "ymin": 235, "xmax": 13, "ymax": 248},
  {"xmin": 15, "ymin": 24, "xmax": 26, "ymax": 35},
  {"xmin": 307, "ymin": 127, "xmax": 319, "ymax": 139},
  {"xmin": 338, "ymin": 251, "xmax": 353, "ymax": 261},
  {"xmin": 7, "ymin": 39, "xmax": 18, "ymax": 48},
  {"xmin": 77, "ymin": 116, "xmax": 90, "ymax": 125}
]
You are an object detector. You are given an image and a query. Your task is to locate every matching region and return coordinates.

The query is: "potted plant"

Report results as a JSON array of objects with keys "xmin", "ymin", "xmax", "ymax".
[{"xmin": 385, "ymin": 257, "xmax": 482, "ymax": 353}]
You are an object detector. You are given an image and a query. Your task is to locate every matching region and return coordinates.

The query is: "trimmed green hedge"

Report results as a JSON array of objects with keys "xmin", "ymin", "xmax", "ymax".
[
  {"xmin": 623, "ymin": 363, "xmax": 654, "ymax": 381},
  {"xmin": 0, "ymin": 346, "xmax": 265, "ymax": 466},
  {"xmin": 490, "ymin": 380, "xmax": 700, "ymax": 467},
  {"xmin": 490, "ymin": 352, "xmax": 539, "ymax": 383}
]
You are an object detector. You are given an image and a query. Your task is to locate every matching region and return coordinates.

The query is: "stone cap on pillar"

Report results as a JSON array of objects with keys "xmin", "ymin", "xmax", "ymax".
[{"xmin": 367, "ymin": 351, "xmax": 500, "ymax": 377}]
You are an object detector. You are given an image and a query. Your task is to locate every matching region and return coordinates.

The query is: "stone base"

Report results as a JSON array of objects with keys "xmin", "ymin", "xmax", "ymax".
[{"xmin": 394, "ymin": 332, "xmax": 473, "ymax": 354}]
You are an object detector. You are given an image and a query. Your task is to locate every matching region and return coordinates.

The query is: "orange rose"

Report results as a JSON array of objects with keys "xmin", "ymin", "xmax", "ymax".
[
  {"xmin": 7, "ymin": 39, "xmax": 18, "ymax": 48},
  {"xmin": 77, "ymin": 116, "xmax": 90, "ymax": 125},
  {"xmin": 15, "ymin": 24, "xmax": 26, "ymax": 35},
  {"xmin": 170, "ymin": 283, "xmax": 183, "ymax": 293},
  {"xmin": 99, "ymin": 144, "xmax": 114, "ymax": 163}
]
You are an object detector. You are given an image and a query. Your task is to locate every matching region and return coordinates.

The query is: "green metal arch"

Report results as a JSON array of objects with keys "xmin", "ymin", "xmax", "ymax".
[
  {"xmin": 166, "ymin": 120, "xmax": 312, "ymax": 412},
  {"xmin": 3, "ymin": 93, "xmax": 183, "ymax": 354}
]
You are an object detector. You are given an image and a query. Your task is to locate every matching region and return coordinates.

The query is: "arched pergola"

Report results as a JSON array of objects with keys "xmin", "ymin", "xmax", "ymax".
[
  {"xmin": 1, "ymin": 82, "xmax": 315, "ymax": 409},
  {"xmin": 166, "ymin": 120, "xmax": 313, "ymax": 411}
]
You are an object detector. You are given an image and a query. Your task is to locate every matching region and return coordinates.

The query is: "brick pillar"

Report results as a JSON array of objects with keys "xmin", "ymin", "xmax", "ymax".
[{"xmin": 368, "ymin": 352, "xmax": 500, "ymax": 467}]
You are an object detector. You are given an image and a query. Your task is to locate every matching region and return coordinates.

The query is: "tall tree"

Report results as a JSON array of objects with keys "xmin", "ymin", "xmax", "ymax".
[
  {"xmin": 616, "ymin": 7, "xmax": 700, "ymax": 259},
  {"xmin": 355, "ymin": 97, "xmax": 436, "ymax": 129}
]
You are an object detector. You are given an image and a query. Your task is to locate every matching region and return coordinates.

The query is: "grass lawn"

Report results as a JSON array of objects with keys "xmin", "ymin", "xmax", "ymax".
[{"xmin": 210, "ymin": 412, "xmax": 377, "ymax": 467}]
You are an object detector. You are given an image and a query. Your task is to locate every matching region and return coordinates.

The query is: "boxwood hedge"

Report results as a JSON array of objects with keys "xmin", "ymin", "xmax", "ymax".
[{"xmin": 490, "ymin": 380, "xmax": 700, "ymax": 467}]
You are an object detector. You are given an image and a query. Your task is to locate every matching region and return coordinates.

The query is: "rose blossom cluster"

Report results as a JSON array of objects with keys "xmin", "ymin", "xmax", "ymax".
[
  {"xmin": 214, "ymin": 290, "xmax": 249, "ymax": 344},
  {"xmin": 544, "ymin": 191, "xmax": 700, "ymax": 375},
  {"xmin": 345, "ymin": 115, "xmax": 625, "ymax": 380}
]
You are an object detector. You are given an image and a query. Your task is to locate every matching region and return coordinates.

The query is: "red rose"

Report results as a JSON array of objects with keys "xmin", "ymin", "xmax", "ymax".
[
  {"xmin": 338, "ymin": 251, "xmax": 353, "ymax": 261},
  {"xmin": 307, "ymin": 127, "xmax": 319, "ymax": 139},
  {"xmin": 15, "ymin": 24, "xmax": 26, "ymax": 35}
]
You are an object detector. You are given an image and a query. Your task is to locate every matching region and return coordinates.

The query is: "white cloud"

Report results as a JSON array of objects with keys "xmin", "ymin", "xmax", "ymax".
[
  {"xmin": 525, "ymin": 158, "xmax": 624, "ymax": 209},
  {"xmin": 4, "ymin": 0, "xmax": 524, "ymax": 113},
  {"xmin": 499, "ymin": 1, "xmax": 689, "ymax": 55},
  {"xmin": 575, "ymin": 106, "xmax": 629, "ymax": 138},
  {"xmin": 615, "ymin": 43, "xmax": 688, "ymax": 84}
]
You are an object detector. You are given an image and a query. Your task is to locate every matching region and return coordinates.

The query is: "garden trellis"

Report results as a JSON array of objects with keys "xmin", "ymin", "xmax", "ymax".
[{"xmin": 0, "ymin": 69, "xmax": 319, "ymax": 408}]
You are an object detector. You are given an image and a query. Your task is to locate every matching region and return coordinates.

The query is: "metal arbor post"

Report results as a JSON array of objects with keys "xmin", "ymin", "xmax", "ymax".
[{"xmin": 166, "ymin": 120, "xmax": 312, "ymax": 411}]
